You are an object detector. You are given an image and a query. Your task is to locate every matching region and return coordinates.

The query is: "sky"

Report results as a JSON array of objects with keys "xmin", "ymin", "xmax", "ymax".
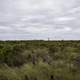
[{"xmin": 0, "ymin": 0, "xmax": 80, "ymax": 40}]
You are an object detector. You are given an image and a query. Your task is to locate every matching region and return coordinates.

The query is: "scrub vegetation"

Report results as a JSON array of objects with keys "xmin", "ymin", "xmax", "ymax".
[{"xmin": 0, "ymin": 40, "xmax": 80, "ymax": 80}]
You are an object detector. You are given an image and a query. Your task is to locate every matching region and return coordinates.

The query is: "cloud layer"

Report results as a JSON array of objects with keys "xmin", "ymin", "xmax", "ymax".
[{"xmin": 0, "ymin": 0, "xmax": 80, "ymax": 40}]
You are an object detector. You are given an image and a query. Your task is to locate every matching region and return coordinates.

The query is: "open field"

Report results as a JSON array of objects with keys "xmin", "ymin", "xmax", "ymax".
[{"xmin": 0, "ymin": 40, "xmax": 80, "ymax": 80}]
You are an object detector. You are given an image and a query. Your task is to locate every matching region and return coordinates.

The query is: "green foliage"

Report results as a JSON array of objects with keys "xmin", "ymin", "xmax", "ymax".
[{"xmin": 0, "ymin": 40, "xmax": 80, "ymax": 80}]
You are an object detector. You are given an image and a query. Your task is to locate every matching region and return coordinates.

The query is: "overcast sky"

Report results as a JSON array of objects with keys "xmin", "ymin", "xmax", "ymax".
[{"xmin": 0, "ymin": 0, "xmax": 80, "ymax": 40}]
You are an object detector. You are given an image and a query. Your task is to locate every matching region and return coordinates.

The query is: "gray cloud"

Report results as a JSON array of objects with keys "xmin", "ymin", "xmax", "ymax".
[{"xmin": 0, "ymin": 0, "xmax": 80, "ymax": 40}]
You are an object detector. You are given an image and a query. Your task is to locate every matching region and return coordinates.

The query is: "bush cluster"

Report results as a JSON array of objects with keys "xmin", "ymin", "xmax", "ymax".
[{"xmin": 0, "ymin": 40, "xmax": 80, "ymax": 80}]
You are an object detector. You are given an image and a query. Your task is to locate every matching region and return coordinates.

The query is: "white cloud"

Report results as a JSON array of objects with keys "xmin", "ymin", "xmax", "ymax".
[
  {"xmin": 54, "ymin": 17, "xmax": 75, "ymax": 22},
  {"xmin": 0, "ymin": 26, "xmax": 12, "ymax": 30},
  {"xmin": 0, "ymin": 0, "xmax": 80, "ymax": 40},
  {"xmin": 17, "ymin": 26, "xmax": 49, "ymax": 33},
  {"xmin": 68, "ymin": 6, "xmax": 80, "ymax": 14}
]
